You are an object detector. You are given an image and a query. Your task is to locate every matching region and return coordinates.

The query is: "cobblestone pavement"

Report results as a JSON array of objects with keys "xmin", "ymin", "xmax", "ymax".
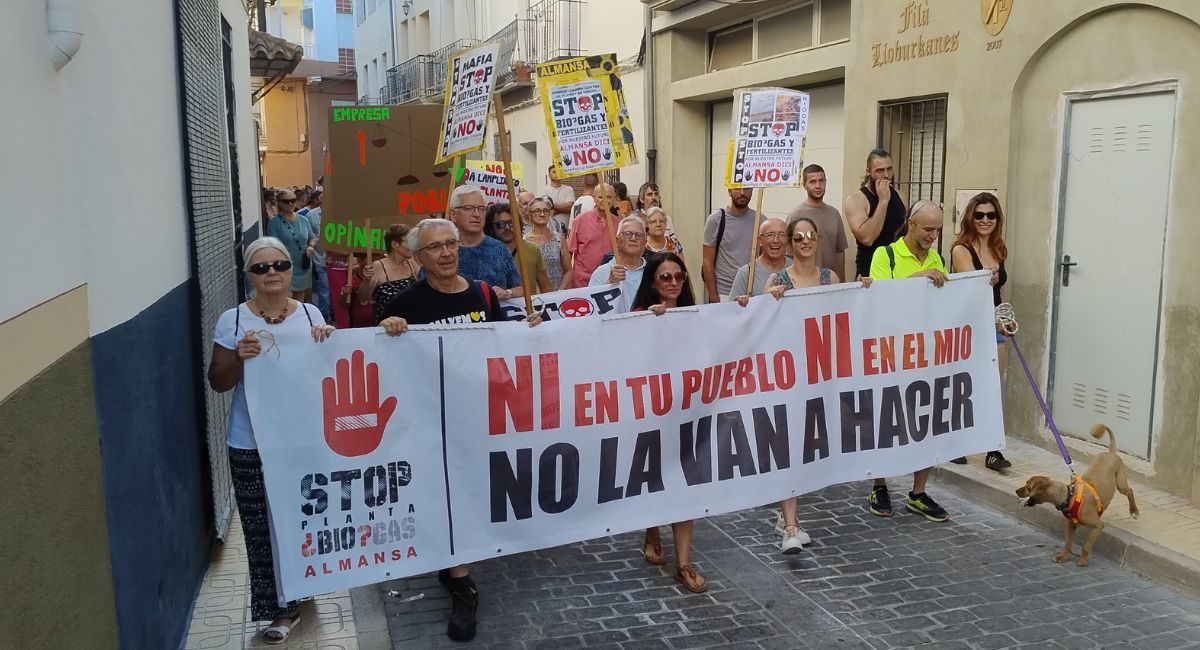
[{"xmin": 381, "ymin": 482, "xmax": 1200, "ymax": 649}]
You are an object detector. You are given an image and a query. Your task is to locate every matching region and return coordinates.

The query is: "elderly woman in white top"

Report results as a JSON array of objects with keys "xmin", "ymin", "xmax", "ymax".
[{"xmin": 207, "ymin": 237, "xmax": 335, "ymax": 645}]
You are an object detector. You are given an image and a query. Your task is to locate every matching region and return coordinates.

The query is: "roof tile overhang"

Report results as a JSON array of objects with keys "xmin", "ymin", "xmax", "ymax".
[{"xmin": 248, "ymin": 29, "xmax": 303, "ymax": 78}]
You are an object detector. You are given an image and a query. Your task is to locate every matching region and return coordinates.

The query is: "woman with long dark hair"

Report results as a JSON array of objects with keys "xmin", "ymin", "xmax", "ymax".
[
  {"xmin": 950, "ymin": 192, "xmax": 1012, "ymax": 470},
  {"xmin": 630, "ymin": 253, "xmax": 705, "ymax": 592}
]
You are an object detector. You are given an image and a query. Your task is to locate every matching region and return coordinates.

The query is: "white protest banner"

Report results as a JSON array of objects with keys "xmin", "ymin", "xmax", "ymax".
[
  {"xmin": 499, "ymin": 283, "xmax": 625, "ymax": 321},
  {"xmin": 537, "ymin": 54, "xmax": 637, "ymax": 178},
  {"xmin": 436, "ymin": 43, "xmax": 500, "ymax": 163},
  {"xmin": 726, "ymin": 87, "xmax": 810, "ymax": 188},
  {"xmin": 462, "ymin": 160, "xmax": 525, "ymax": 206},
  {"xmin": 246, "ymin": 273, "xmax": 1003, "ymax": 600}
]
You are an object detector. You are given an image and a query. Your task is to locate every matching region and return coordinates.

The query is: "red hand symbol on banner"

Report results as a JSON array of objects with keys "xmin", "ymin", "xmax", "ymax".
[{"xmin": 322, "ymin": 350, "xmax": 396, "ymax": 457}]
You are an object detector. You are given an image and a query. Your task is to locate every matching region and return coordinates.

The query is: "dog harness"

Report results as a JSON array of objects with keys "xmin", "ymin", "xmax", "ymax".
[{"xmin": 1057, "ymin": 476, "xmax": 1105, "ymax": 525}]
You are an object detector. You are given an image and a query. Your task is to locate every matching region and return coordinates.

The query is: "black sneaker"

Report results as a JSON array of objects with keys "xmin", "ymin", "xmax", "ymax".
[
  {"xmin": 950, "ymin": 456, "xmax": 968, "ymax": 464},
  {"xmin": 986, "ymin": 451, "xmax": 1012, "ymax": 471},
  {"xmin": 447, "ymin": 578, "xmax": 478, "ymax": 641},
  {"xmin": 906, "ymin": 492, "xmax": 949, "ymax": 522},
  {"xmin": 869, "ymin": 485, "xmax": 893, "ymax": 517}
]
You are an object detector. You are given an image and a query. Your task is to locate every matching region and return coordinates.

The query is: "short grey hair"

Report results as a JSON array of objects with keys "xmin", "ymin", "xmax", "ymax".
[
  {"xmin": 449, "ymin": 185, "xmax": 486, "ymax": 210},
  {"xmin": 642, "ymin": 206, "xmax": 668, "ymax": 221},
  {"xmin": 757, "ymin": 217, "xmax": 787, "ymax": 234},
  {"xmin": 243, "ymin": 236, "xmax": 291, "ymax": 271},
  {"xmin": 909, "ymin": 199, "xmax": 942, "ymax": 219},
  {"xmin": 528, "ymin": 195, "xmax": 554, "ymax": 211},
  {"xmin": 618, "ymin": 214, "xmax": 645, "ymax": 233},
  {"xmin": 407, "ymin": 218, "xmax": 459, "ymax": 252}
]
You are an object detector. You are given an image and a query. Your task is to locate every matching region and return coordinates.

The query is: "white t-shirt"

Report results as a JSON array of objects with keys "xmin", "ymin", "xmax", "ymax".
[
  {"xmin": 213, "ymin": 301, "xmax": 325, "ymax": 449},
  {"xmin": 541, "ymin": 184, "xmax": 575, "ymax": 236},
  {"xmin": 569, "ymin": 195, "xmax": 596, "ymax": 229}
]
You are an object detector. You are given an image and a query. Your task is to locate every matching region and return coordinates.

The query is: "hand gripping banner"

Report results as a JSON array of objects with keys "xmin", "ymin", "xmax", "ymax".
[{"xmin": 246, "ymin": 272, "xmax": 1004, "ymax": 601}]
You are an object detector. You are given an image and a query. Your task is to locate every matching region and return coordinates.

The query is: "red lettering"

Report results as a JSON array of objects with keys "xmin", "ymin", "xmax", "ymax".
[
  {"xmin": 734, "ymin": 357, "xmax": 755, "ymax": 396},
  {"xmin": 649, "ymin": 374, "xmax": 672, "ymax": 416},
  {"xmin": 575, "ymin": 383, "xmax": 593, "ymax": 426},
  {"xmin": 773, "ymin": 350, "xmax": 796, "ymax": 389},
  {"xmin": 486, "ymin": 356, "xmax": 533, "ymax": 434},
  {"xmin": 879, "ymin": 336, "xmax": 896, "ymax": 374},
  {"xmin": 374, "ymin": 552, "xmax": 386, "ymax": 564},
  {"xmin": 305, "ymin": 565, "xmax": 316, "ymax": 578},
  {"xmin": 407, "ymin": 546, "xmax": 418, "ymax": 558},
  {"xmin": 902, "ymin": 334, "xmax": 921, "ymax": 370},
  {"xmin": 540, "ymin": 353, "xmax": 560, "ymax": 429},
  {"xmin": 391, "ymin": 548, "xmax": 402, "ymax": 561},
  {"xmin": 863, "ymin": 338, "xmax": 880, "ymax": 375},
  {"xmin": 719, "ymin": 361, "xmax": 737, "ymax": 399},
  {"xmin": 626, "ymin": 375, "xmax": 648, "ymax": 419},
  {"xmin": 595, "ymin": 380, "xmax": 619, "ymax": 424},
  {"xmin": 916, "ymin": 333, "xmax": 928, "ymax": 368},
  {"xmin": 702, "ymin": 366, "xmax": 720, "ymax": 404},
  {"xmin": 357, "ymin": 555, "xmax": 369, "ymax": 568},
  {"xmin": 755, "ymin": 353, "xmax": 776, "ymax": 391},
  {"xmin": 681, "ymin": 369, "xmax": 701, "ymax": 410},
  {"xmin": 339, "ymin": 558, "xmax": 352, "ymax": 572},
  {"xmin": 961, "ymin": 325, "xmax": 972, "ymax": 360}
]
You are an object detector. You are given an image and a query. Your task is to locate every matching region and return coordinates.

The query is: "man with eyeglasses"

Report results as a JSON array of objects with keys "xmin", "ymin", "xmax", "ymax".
[
  {"xmin": 728, "ymin": 218, "xmax": 789, "ymax": 298},
  {"xmin": 486, "ymin": 203, "xmax": 552, "ymax": 294},
  {"xmin": 447, "ymin": 185, "xmax": 524, "ymax": 299},
  {"xmin": 589, "ymin": 215, "xmax": 648, "ymax": 301}
]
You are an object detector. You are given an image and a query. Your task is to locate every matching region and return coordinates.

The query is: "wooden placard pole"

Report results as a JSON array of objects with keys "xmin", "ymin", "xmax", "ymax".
[
  {"xmin": 359, "ymin": 218, "xmax": 373, "ymax": 306},
  {"xmin": 745, "ymin": 189, "xmax": 765, "ymax": 295},
  {"xmin": 492, "ymin": 93, "xmax": 534, "ymax": 314},
  {"xmin": 445, "ymin": 155, "xmax": 463, "ymax": 213},
  {"xmin": 597, "ymin": 178, "xmax": 621, "ymax": 266}
]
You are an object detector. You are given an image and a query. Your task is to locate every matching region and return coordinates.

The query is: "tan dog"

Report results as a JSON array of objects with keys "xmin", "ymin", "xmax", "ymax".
[{"xmin": 1014, "ymin": 424, "xmax": 1139, "ymax": 566}]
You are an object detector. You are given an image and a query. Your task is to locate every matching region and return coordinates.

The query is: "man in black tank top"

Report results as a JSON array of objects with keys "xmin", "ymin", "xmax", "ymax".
[{"xmin": 845, "ymin": 149, "xmax": 908, "ymax": 279}]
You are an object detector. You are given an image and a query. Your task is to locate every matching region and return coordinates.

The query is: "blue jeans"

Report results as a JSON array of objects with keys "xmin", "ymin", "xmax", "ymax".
[{"xmin": 312, "ymin": 265, "xmax": 332, "ymax": 322}]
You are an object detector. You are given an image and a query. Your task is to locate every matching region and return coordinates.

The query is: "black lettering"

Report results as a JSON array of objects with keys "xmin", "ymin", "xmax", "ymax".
[
  {"xmin": 329, "ymin": 469, "xmax": 361, "ymax": 511},
  {"xmin": 626, "ymin": 430, "xmax": 664, "ymax": 497},
  {"xmin": 751, "ymin": 404, "xmax": 790, "ymax": 472},
  {"xmin": 840, "ymin": 389, "xmax": 875, "ymax": 452},
  {"xmin": 489, "ymin": 449, "xmax": 532, "ymax": 522},
  {"xmin": 597, "ymin": 437, "xmax": 623, "ymax": 504},
  {"xmin": 952, "ymin": 372, "xmax": 974, "ymax": 429},
  {"xmin": 932, "ymin": 376, "xmax": 951, "ymax": 436},
  {"xmin": 716, "ymin": 411, "xmax": 757, "ymax": 480},
  {"xmin": 591, "ymin": 287, "xmax": 622, "ymax": 313},
  {"xmin": 803, "ymin": 397, "xmax": 829, "ymax": 463},
  {"xmin": 538, "ymin": 443, "xmax": 579, "ymax": 514},
  {"xmin": 877, "ymin": 386, "xmax": 910, "ymax": 449},
  {"xmin": 363, "ymin": 465, "xmax": 388, "ymax": 508},
  {"xmin": 300, "ymin": 473, "xmax": 328, "ymax": 516},
  {"xmin": 905, "ymin": 381, "xmax": 931, "ymax": 442},
  {"xmin": 679, "ymin": 416, "xmax": 713, "ymax": 486}
]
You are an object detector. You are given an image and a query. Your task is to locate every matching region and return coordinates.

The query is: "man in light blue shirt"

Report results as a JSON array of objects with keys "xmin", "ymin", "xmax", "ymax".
[{"xmin": 590, "ymin": 215, "xmax": 648, "ymax": 301}]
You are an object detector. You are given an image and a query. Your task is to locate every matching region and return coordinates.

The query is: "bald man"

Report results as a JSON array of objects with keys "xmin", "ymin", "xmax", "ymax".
[{"xmin": 565, "ymin": 182, "xmax": 622, "ymax": 287}]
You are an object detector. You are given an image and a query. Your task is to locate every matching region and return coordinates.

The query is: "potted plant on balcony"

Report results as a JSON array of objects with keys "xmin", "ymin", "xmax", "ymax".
[{"xmin": 512, "ymin": 61, "xmax": 532, "ymax": 82}]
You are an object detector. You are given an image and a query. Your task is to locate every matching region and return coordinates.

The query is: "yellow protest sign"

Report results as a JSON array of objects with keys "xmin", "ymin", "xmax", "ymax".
[{"xmin": 536, "ymin": 54, "xmax": 637, "ymax": 178}]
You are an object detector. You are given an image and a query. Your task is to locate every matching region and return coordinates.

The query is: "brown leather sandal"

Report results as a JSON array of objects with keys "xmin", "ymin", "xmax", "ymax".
[
  {"xmin": 674, "ymin": 564, "xmax": 707, "ymax": 593},
  {"xmin": 642, "ymin": 531, "xmax": 667, "ymax": 566}
]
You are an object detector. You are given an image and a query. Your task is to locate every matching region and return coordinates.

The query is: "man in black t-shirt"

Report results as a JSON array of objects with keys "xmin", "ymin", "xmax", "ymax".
[
  {"xmin": 378, "ymin": 217, "xmax": 534, "ymax": 642},
  {"xmin": 844, "ymin": 148, "xmax": 909, "ymax": 280}
]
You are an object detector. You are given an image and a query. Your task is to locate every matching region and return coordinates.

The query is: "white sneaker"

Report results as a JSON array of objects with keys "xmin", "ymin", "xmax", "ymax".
[
  {"xmin": 781, "ymin": 526, "xmax": 803, "ymax": 555},
  {"xmin": 775, "ymin": 512, "xmax": 813, "ymax": 545}
]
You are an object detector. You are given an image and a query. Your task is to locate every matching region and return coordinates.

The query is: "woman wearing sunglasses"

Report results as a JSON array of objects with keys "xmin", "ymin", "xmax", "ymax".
[
  {"xmin": 628, "ymin": 253, "xmax": 707, "ymax": 593},
  {"xmin": 524, "ymin": 195, "xmax": 571, "ymax": 289},
  {"xmin": 207, "ymin": 237, "xmax": 335, "ymax": 645},
  {"xmin": 759, "ymin": 217, "xmax": 869, "ymax": 554},
  {"xmin": 949, "ymin": 192, "xmax": 1012, "ymax": 471}
]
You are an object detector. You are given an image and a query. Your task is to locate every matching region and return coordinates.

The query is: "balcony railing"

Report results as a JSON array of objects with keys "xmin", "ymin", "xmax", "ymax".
[
  {"xmin": 528, "ymin": 0, "xmax": 584, "ymax": 61},
  {"xmin": 383, "ymin": 38, "xmax": 480, "ymax": 104},
  {"xmin": 487, "ymin": 19, "xmax": 537, "ymax": 88}
]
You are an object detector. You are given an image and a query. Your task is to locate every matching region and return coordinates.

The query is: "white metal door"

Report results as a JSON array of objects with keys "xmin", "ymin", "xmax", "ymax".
[{"xmin": 1050, "ymin": 91, "xmax": 1175, "ymax": 458}]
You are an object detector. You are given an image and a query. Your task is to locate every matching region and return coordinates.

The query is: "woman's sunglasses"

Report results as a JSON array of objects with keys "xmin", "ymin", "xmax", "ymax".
[
  {"xmin": 973, "ymin": 211, "xmax": 998, "ymax": 221},
  {"xmin": 792, "ymin": 232, "xmax": 819, "ymax": 242},
  {"xmin": 248, "ymin": 260, "xmax": 293, "ymax": 275},
  {"xmin": 656, "ymin": 271, "xmax": 688, "ymax": 283}
]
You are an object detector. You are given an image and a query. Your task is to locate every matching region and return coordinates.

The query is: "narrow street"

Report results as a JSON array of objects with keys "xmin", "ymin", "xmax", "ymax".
[{"xmin": 380, "ymin": 483, "xmax": 1200, "ymax": 649}]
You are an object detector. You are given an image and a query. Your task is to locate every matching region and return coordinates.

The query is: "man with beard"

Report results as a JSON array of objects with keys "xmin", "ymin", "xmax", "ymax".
[
  {"xmin": 787, "ymin": 164, "xmax": 849, "ymax": 280},
  {"xmin": 845, "ymin": 149, "xmax": 908, "ymax": 279},
  {"xmin": 728, "ymin": 218, "xmax": 789, "ymax": 298},
  {"xmin": 702, "ymin": 187, "xmax": 763, "ymax": 303},
  {"xmin": 485, "ymin": 203, "xmax": 552, "ymax": 294}
]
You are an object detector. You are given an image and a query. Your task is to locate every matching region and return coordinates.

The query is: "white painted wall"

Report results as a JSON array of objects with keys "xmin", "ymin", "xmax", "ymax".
[
  {"xmin": 222, "ymin": 0, "xmax": 268, "ymax": 235},
  {"xmin": 354, "ymin": 0, "xmax": 397, "ymax": 97},
  {"xmin": 0, "ymin": 0, "xmax": 260, "ymax": 334}
]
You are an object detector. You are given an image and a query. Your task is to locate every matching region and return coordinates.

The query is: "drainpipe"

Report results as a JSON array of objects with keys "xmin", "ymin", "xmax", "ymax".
[
  {"xmin": 46, "ymin": 0, "xmax": 83, "ymax": 70},
  {"xmin": 642, "ymin": 2, "xmax": 656, "ymax": 183}
]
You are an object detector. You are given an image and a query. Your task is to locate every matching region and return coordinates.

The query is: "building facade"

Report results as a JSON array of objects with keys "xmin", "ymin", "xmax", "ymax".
[
  {"xmin": 354, "ymin": 0, "xmax": 650, "ymax": 196},
  {"xmin": 1, "ymin": 1, "xmax": 262, "ymax": 647},
  {"xmin": 258, "ymin": 0, "xmax": 359, "ymax": 187},
  {"xmin": 646, "ymin": 0, "xmax": 1200, "ymax": 504}
]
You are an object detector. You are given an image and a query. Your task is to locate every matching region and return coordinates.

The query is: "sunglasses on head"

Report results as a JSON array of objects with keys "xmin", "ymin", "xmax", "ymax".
[
  {"xmin": 656, "ymin": 271, "xmax": 687, "ymax": 283},
  {"xmin": 248, "ymin": 260, "xmax": 293, "ymax": 275},
  {"xmin": 973, "ymin": 211, "xmax": 998, "ymax": 221}
]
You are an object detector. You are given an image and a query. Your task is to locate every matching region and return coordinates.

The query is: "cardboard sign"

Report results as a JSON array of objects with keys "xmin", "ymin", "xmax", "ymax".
[
  {"xmin": 536, "ymin": 54, "xmax": 638, "ymax": 178},
  {"xmin": 437, "ymin": 44, "xmax": 501, "ymax": 163},
  {"xmin": 462, "ymin": 160, "xmax": 525, "ymax": 206},
  {"xmin": 725, "ymin": 88, "xmax": 810, "ymax": 188},
  {"xmin": 322, "ymin": 104, "xmax": 448, "ymax": 255}
]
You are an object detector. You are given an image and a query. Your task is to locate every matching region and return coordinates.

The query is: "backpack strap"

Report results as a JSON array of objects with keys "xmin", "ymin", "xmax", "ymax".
[
  {"xmin": 714, "ymin": 208, "xmax": 727, "ymax": 255},
  {"xmin": 885, "ymin": 245, "xmax": 896, "ymax": 277}
]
